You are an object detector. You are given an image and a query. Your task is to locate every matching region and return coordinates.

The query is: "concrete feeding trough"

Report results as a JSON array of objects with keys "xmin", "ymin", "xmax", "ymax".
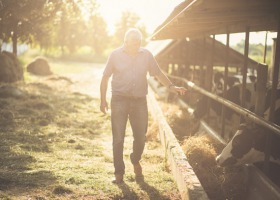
[{"xmin": 148, "ymin": 86, "xmax": 280, "ymax": 200}]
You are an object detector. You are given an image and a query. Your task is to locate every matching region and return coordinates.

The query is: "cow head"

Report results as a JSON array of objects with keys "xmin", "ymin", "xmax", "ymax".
[
  {"xmin": 216, "ymin": 124, "xmax": 265, "ymax": 167},
  {"xmin": 212, "ymin": 72, "xmax": 224, "ymax": 94}
]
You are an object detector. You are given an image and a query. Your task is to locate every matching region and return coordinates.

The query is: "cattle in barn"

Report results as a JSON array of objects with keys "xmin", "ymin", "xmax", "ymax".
[
  {"xmin": 216, "ymin": 88, "xmax": 280, "ymax": 167},
  {"xmin": 216, "ymin": 123, "xmax": 280, "ymax": 167},
  {"xmin": 192, "ymin": 72, "xmax": 256, "ymax": 120}
]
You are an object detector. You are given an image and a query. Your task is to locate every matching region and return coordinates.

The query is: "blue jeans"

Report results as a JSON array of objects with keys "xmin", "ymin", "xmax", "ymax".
[{"xmin": 111, "ymin": 95, "xmax": 148, "ymax": 175}]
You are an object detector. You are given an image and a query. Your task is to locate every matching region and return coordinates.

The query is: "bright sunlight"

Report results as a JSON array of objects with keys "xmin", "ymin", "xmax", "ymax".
[{"xmin": 95, "ymin": 0, "xmax": 183, "ymax": 34}]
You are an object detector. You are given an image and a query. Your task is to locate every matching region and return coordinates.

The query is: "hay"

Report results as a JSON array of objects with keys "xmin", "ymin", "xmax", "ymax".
[
  {"xmin": 0, "ymin": 51, "xmax": 23, "ymax": 82},
  {"xmin": 158, "ymin": 101, "xmax": 247, "ymax": 200},
  {"xmin": 26, "ymin": 57, "xmax": 52, "ymax": 76},
  {"xmin": 181, "ymin": 134, "xmax": 247, "ymax": 200},
  {"xmin": 146, "ymin": 121, "xmax": 159, "ymax": 141},
  {"xmin": 160, "ymin": 103, "xmax": 199, "ymax": 140}
]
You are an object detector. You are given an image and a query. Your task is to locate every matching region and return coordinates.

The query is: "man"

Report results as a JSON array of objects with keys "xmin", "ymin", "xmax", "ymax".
[{"xmin": 100, "ymin": 28, "xmax": 187, "ymax": 184}]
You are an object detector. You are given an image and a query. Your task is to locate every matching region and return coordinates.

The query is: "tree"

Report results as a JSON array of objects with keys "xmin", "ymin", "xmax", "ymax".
[
  {"xmin": 73, "ymin": 0, "xmax": 110, "ymax": 56},
  {"xmin": 233, "ymin": 40, "xmax": 272, "ymax": 65},
  {"xmin": 87, "ymin": 14, "xmax": 110, "ymax": 56},
  {"xmin": 113, "ymin": 11, "xmax": 148, "ymax": 47},
  {"xmin": 54, "ymin": 1, "xmax": 88, "ymax": 54},
  {"xmin": 43, "ymin": 0, "xmax": 109, "ymax": 55},
  {"xmin": 0, "ymin": 0, "xmax": 61, "ymax": 55}
]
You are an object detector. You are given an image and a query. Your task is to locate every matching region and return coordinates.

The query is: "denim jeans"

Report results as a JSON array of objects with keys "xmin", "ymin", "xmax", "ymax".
[{"xmin": 111, "ymin": 95, "xmax": 148, "ymax": 175}]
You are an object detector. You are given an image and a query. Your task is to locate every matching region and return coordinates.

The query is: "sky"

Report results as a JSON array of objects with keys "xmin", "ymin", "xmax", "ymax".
[
  {"xmin": 95, "ymin": 0, "xmax": 183, "ymax": 35},
  {"xmin": 93, "ymin": 0, "xmax": 277, "ymax": 45}
]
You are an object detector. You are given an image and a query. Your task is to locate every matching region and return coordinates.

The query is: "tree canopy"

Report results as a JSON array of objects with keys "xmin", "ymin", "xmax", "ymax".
[{"xmin": 0, "ymin": 0, "xmax": 148, "ymax": 57}]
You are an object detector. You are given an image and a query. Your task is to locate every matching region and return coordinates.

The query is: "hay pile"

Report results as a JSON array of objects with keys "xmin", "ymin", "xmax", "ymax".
[
  {"xmin": 159, "ymin": 103, "xmax": 199, "ymax": 140},
  {"xmin": 26, "ymin": 57, "xmax": 53, "ymax": 76},
  {"xmin": 158, "ymin": 101, "xmax": 248, "ymax": 200},
  {"xmin": 182, "ymin": 134, "xmax": 247, "ymax": 200},
  {"xmin": 0, "ymin": 51, "xmax": 24, "ymax": 82}
]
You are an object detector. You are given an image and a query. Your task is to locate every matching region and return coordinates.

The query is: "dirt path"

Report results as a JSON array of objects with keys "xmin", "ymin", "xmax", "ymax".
[
  {"xmin": 66, "ymin": 64, "xmax": 105, "ymax": 98},
  {"xmin": 59, "ymin": 63, "xmax": 182, "ymax": 199},
  {"xmin": 0, "ymin": 62, "xmax": 181, "ymax": 199}
]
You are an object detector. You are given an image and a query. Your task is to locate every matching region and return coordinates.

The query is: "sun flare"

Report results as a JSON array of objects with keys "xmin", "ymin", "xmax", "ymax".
[{"xmin": 94, "ymin": 0, "xmax": 183, "ymax": 34}]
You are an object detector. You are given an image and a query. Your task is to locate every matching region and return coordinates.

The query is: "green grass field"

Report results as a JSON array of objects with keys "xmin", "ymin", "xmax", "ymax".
[{"xmin": 0, "ymin": 51, "xmax": 181, "ymax": 200}]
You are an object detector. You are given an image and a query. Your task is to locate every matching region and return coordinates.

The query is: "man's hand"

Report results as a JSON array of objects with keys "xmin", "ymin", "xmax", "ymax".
[
  {"xmin": 100, "ymin": 101, "xmax": 108, "ymax": 114},
  {"xmin": 170, "ymin": 85, "xmax": 187, "ymax": 95}
]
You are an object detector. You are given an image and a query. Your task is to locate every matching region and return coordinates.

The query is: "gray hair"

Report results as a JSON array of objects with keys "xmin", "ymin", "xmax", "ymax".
[{"xmin": 124, "ymin": 28, "xmax": 142, "ymax": 42}]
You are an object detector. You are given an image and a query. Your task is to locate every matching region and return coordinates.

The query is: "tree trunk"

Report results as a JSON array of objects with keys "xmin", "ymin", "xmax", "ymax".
[{"xmin": 12, "ymin": 20, "xmax": 18, "ymax": 55}]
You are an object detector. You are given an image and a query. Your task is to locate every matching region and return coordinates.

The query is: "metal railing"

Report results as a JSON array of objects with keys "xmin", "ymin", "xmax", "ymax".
[{"xmin": 166, "ymin": 73, "xmax": 280, "ymax": 137}]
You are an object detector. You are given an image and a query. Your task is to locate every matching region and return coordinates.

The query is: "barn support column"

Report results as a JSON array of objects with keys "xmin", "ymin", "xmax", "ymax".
[
  {"xmin": 255, "ymin": 63, "xmax": 268, "ymax": 116},
  {"xmin": 205, "ymin": 36, "xmax": 214, "ymax": 91},
  {"xmin": 200, "ymin": 37, "xmax": 207, "ymax": 88},
  {"xmin": 263, "ymin": 31, "xmax": 268, "ymax": 64},
  {"xmin": 264, "ymin": 18, "xmax": 280, "ymax": 173},
  {"xmin": 240, "ymin": 27, "xmax": 250, "ymax": 123},
  {"xmin": 221, "ymin": 29, "xmax": 230, "ymax": 137},
  {"xmin": 206, "ymin": 35, "xmax": 215, "ymax": 118}
]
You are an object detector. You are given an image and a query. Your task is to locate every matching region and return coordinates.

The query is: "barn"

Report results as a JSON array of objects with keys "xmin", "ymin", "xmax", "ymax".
[
  {"xmin": 148, "ymin": 0, "xmax": 280, "ymax": 199},
  {"xmin": 146, "ymin": 37, "xmax": 259, "ymax": 84}
]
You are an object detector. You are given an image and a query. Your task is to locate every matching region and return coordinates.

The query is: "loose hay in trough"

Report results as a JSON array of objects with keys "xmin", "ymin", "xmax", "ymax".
[
  {"xmin": 181, "ymin": 134, "xmax": 247, "ymax": 200},
  {"xmin": 159, "ymin": 102, "xmax": 248, "ymax": 200},
  {"xmin": 159, "ymin": 103, "xmax": 199, "ymax": 140}
]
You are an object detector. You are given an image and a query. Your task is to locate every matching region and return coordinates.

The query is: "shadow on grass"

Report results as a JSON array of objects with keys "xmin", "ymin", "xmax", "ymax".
[
  {"xmin": 0, "ymin": 109, "xmax": 57, "ymax": 192},
  {"xmin": 0, "ymin": 130, "xmax": 57, "ymax": 195},
  {"xmin": 0, "ymin": 81, "xmax": 103, "ymax": 195},
  {"xmin": 115, "ymin": 179, "xmax": 170, "ymax": 200},
  {"xmin": 116, "ymin": 183, "xmax": 139, "ymax": 199},
  {"xmin": 0, "ymin": 170, "xmax": 56, "ymax": 191},
  {"xmin": 0, "ymin": 80, "xmax": 109, "ymax": 197},
  {"xmin": 136, "ymin": 179, "xmax": 172, "ymax": 200}
]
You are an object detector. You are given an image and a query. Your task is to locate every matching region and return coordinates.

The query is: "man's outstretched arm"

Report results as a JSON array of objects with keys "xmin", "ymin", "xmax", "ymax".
[{"xmin": 155, "ymin": 70, "xmax": 187, "ymax": 95}]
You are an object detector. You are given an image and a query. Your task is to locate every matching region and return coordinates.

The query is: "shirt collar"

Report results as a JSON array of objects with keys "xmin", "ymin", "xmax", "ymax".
[{"xmin": 122, "ymin": 46, "xmax": 144, "ymax": 54}]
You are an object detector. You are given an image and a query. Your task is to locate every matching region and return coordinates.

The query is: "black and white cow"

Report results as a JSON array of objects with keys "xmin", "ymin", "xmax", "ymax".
[
  {"xmin": 216, "ymin": 88, "xmax": 280, "ymax": 167},
  {"xmin": 193, "ymin": 72, "xmax": 256, "ymax": 120},
  {"xmin": 216, "ymin": 123, "xmax": 280, "ymax": 167}
]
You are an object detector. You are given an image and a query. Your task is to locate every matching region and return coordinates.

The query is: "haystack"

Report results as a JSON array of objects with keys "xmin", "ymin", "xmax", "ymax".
[
  {"xmin": 0, "ymin": 51, "xmax": 24, "ymax": 82},
  {"xmin": 27, "ymin": 57, "xmax": 52, "ymax": 76}
]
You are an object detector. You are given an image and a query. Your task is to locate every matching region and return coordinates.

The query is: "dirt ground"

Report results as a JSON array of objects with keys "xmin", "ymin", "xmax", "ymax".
[{"xmin": 0, "ymin": 62, "xmax": 181, "ymax": 200}]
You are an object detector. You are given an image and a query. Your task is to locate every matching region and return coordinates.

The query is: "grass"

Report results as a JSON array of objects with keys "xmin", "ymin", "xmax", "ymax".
[{"xmin": 0, "ymin": 52, "xmax": 181, "ymax": 200}]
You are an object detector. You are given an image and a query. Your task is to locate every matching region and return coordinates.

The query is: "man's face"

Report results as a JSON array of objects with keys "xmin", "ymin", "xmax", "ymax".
[{"xmin": 125, "ymin": 39, "xmax": 141, "ymax": 55}]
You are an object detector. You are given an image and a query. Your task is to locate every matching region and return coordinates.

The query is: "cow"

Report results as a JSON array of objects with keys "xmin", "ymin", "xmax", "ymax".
[
  {"xmin": 216, "ymin": 87, "xmax": 280, "ymax": 167},
  {"xmin": 216, "ymin": 123, "xmax": 280, "ymax": 167},
  {"xmin": 192, "ymin": 72, "xmax": 257, "ymax": 120}
]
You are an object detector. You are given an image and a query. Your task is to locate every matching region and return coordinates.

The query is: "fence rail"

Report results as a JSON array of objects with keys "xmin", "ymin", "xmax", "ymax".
[{"xmin": 166, "ymin": 73, "xmax": 280, "ymax": 137}]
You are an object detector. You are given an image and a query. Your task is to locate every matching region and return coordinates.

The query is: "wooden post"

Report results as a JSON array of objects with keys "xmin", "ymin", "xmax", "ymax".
[
  {"xmin": 206, "ymin": 36, "xmax": 215, "ymax": 118},
  {"xmin": 221, "ymin": 29, "xmax": 230, "ymax": 137},
  {"xmin": 264, "ymin": 19, "xmax": 280, "ymax": 173},
  {"xmin": 263, "ymin": 31, "xmax": 268, "ymax": 64},
  {"xmin": 240, "ymin": 27, "xmax": 250, "ymax": 124},
  {"xmin": 255, "ymin": 63, "xmax": 268, "ymax": 116}
]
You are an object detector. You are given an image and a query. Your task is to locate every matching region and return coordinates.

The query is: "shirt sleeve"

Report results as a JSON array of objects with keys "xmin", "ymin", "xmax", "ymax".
[
  {"xmin": 103, "ymin": 52, "xmax": 114, "ymax": 77},
  {"xmin": 148, "ymin": 51, "xmax": 161, "ymax": 77}
]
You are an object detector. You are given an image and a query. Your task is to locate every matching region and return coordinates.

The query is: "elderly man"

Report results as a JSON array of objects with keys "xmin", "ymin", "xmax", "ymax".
[{"xmin": 100, "ymin": 28, "xmax": 187, "ymax": 184}]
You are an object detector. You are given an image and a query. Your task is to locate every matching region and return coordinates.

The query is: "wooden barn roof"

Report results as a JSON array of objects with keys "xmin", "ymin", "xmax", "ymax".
[
  {"xmin": 147, "ymin": 37, "xmax": 259, "ymax": 68},
  {"xmin": 151, "ymin": 0, "xmax": 280, "ymax": 40}
]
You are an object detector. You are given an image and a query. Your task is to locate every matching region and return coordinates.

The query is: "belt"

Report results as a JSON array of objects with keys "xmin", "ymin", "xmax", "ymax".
[{"xmin": 113, "ymin": 95, "xmax": 146, "ymax": 100}]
